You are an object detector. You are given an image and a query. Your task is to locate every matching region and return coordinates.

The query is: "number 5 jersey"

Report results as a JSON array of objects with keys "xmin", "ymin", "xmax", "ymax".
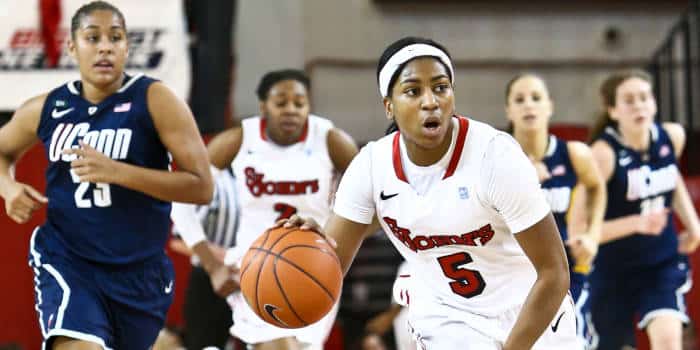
[{"xmin": 333, "ymin": 116, "xmax": 552, "ymax": 318}]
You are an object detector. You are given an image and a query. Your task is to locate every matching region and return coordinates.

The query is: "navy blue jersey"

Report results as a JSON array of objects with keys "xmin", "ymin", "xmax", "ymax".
[
  {"xmin": 594, "ymin": 123, "xmax": 680, "ymax": 273},
  {"xmin": 540, "ymin": 135, "xmax": 583, "ymax": 286},
  {"xmin": 36, "ymin": 74, "xmax": 171, "ymax": 264},
  {"xmin": 541, "ymin": 135, "xmax": 578, "ymax": 242}
]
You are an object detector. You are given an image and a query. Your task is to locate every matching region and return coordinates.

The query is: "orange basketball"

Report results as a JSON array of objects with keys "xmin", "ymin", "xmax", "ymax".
[{"xmin": 239, "ymin": 226, "xmax": 342, "ymax": 329}]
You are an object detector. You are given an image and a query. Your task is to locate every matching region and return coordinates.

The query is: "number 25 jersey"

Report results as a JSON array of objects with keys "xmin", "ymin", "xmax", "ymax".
[{"xmin": 37, "ymin": 74, "xmax": 170, "ymax": 264}]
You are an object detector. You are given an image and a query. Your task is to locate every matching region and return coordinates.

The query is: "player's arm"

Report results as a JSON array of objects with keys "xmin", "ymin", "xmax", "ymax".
[
  {"xmin": 326, "ymin": 215, "xmax": 373, "ymax": 275},
  {"xmin": 0, "ymin": 94, "xmax": 49, "ymax": 223},
  {"xmin": 482, "ymin": 135, "xmax": 569, "ymax": 350},
  {"xmin": 207, "ymin": 126, "xmax": 243, "ymax": 170},
  {"xmin": 171, "ymin": 196, "xmax": 239, "ymax": 296},
  {"xmin": 590, "ymin": 140, "xmax": 665, "ymax": 242},
  {"xmin": 283, "ymin": 213, "xmax": 370, "ymax": 276},
  {"xmin": 664, "ymin": 122, "xmax": 700, "ymax": 253},
  {"xmin": 171, "ymin": 200, "xmax": 228, "ymax": 271},
  {"xmin": 507, "ymin": 214, "xmax": 570, "ymax": 350},
  {"xmin": 282, "ymin": 143, "xmax": 375, "ymax": 274},
  {"xmin": 566, "ymin": 141, "xmax": 606, "ymax": 269},
  {"xmin": 327, "ymin": 127, "xmax": 359, "ymax": 173},
  {"xmin": 65, "ymin": 82, "xmax": 213, "ymax": 204}
]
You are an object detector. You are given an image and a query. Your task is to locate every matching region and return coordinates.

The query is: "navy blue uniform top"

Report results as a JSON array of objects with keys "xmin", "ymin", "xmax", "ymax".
[
  {"xmin": 36, "ymin": 73, "xmax": 171, "ymax": 265},
  {"xmin": 540, "ymin": 135, "xmax": 580, "ymax": 274},
  {"xmin": 594, "ymin": 123, "xmax": 680, "ymax": 274}
]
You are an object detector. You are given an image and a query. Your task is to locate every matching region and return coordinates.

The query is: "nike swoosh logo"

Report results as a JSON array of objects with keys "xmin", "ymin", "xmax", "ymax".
[
  {"xmin": 380, "ymin": 191, "xmax": 398, "ymax": 200},
  {"xmin": 551, "ymin": 311, "xmax": 566, "ymax": 333},
  {"xmin": 264, "ymin": 304, "xmax": 289, "ymax": 327},
  {"xmin": 164, "ymin": 281, "xmax": 173, "ymax": 294},
  {"xmin": 619, "ymin": 156, "xmax": 633, "ymax": 166},
  {"xmin": 51, "ymin": 107, "xmax": 74, "ymax": 119}
]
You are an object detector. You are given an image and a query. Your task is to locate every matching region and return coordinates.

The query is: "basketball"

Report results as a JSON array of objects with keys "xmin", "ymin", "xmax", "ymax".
[{"xmin": 239, "ymin": 226, "xmax": 343, "ymax": 329}]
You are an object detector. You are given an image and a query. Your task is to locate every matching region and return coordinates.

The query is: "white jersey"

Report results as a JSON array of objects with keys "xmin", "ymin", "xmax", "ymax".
[
  {"xmin": 334, "ymin": 116, "xmax": 551, "ymax": 317},
  {"xmin": 232, "ymin": 115, "xmax": 335, "ymax": 252},
  {"xmin": 228, "ymin": 115, "xmax": 338, "ymax": 345}
]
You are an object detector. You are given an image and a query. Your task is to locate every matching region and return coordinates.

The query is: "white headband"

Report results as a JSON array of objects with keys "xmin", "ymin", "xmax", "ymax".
[{"xmin": 378, "ymin": 43, "xmax": 455, "ymax": 98}]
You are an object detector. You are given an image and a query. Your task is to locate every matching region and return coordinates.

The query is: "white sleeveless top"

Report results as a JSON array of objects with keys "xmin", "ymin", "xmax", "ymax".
[
  {"xmin": 334, "ymin": 116, "xmax": 551, "ymax": 317},
  {"xmin": 230, "ymin": 115, "xmax": 335, "ymax": 257}
]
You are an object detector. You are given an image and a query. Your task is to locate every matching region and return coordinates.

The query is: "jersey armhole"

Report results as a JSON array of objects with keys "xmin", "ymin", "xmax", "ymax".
[
  {"xmin": 36, "ymin": 91, "xmax": 57, "ymax": 138},
  {"xmin": 142, "ymin": 78, "xmax": 161, "ymax": 134},
  {"xmin": 594, "ymin": 138, "xmax": 617, "ymax": 180}
]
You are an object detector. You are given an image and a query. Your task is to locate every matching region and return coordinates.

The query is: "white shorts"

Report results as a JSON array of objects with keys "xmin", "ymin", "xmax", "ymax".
[
  {"xmin": 406, "ymin": 294, "xmax": 580, "ymax": 350},
  {"xmin": 393, "ymin": 307, "xmax": 416, "ymax": 350},
  {"xmin": 228, "ymin": 292, "xmax": 338, "ymax": 346}
]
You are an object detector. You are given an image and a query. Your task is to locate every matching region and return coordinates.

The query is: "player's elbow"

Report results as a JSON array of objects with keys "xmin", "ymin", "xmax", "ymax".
[
  {"xmin": 192, "ymin": 177, "xmax": 214, "ymax": 204},
  {"xmin": 538, "ymin": 259, "xmax": 570, "ymax": 300},
  {"xmin": 550, "ymin": 262, "xmax": 570, "ymax": 298}
]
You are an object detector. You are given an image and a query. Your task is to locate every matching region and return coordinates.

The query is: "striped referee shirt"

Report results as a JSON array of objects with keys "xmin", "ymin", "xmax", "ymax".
[{"xmin": 173, "ymin": 168, "xmax": 239, "ymax": 257}]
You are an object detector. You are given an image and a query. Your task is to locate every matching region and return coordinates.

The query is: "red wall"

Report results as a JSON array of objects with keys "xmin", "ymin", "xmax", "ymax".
[{"xmin": 0, "ymin": 145, "xmax": 46, "ymax": 350}]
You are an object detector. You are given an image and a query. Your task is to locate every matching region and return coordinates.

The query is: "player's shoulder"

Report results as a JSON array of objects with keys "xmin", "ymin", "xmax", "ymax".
[
  {"xmin": 240, "ymin": 115, "xmax": 262, "ymax": 129},
  {"xmin": 660, "ymin": 121, "xmax": 685, "ymax": 154},
  {"xmin": 362, "ymin": 130, "xmax": 395, "ymax": 154},
  {"xmin": 565, "ymin": 140, "xmax": 593, "ymax": 158},
  {"xmin": 465, "ymin": 117, "xmax": 504, "ymax": 144},
  {"xmin": 308, "ymin": 114, "xmax": 334, "ymax": 129},
  {"xmin": 464, "ymin": 118, "xmax": 519, "ymax": 158},
  {"xmin": 19, "ymin": 92, "xmax": 51, "ymax": 114}
]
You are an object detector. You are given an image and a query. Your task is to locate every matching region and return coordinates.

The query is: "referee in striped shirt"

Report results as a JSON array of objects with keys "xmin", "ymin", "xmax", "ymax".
[{"xmin": 170, "ymin": 166, "xmax": 240, "ymax": 349}]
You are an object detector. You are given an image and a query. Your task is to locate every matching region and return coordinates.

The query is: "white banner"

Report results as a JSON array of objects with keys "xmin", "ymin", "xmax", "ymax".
[{"xmin": 0, "ymin": 0, "xmax": 191, "ymax": 110}]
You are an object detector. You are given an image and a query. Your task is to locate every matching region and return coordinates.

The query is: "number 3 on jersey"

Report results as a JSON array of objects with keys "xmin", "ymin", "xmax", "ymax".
[
  {"xmin": 437, "ymin": 252, "xmax": 486, "ymax": 299},
  {"xmin": 274, "ymin": 202, "xmax": 298, "ymax": 221},
  {"xmin": 70, "ymin": 169, "xmax": 112, "ymax": 208}
]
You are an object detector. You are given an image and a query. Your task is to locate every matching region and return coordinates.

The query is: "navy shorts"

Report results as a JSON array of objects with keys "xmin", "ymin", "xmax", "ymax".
[
  {"xmin": 569, "ymin": 272, "xmax": 597, "ymax": 349},
  {"xmin": 588, "ymin": 256, "xmax": 691, "ymax": 350},
  {"xmin": 29, "ymin": 228, "xmax": 174, "ymax": 350}
]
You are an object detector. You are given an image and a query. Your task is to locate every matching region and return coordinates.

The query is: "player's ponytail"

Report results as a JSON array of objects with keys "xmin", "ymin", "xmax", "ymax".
[
  {"xmin": 589, "ymin": 70, "xmax": 652, "ymax": 143},
  {"xmin": 385, "ymin": 121, "xmax": 398, "ymax": 135}
]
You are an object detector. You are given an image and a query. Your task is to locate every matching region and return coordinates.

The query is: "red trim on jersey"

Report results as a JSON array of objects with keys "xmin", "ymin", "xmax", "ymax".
[
  {"xmin": 260, "ymin": 118, "xmax": 267, "ymax": 140},
  {"xmin": 392, "ymin": 132, "xmax": 409, "ymax": 183},
  {"xmin": 259, "ymin": 118, "xmax": 309, "ymax": 142},
  {"xmin": 391, "ymin": 115, "xmax": 469, "ymax": 183},
  {"xmin": 443, "ymin": 116, "xmax": 469, "ymax": 179}
]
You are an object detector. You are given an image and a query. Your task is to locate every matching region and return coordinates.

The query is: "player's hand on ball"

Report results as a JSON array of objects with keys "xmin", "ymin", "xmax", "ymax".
[
  {"xmin": 3, "ymin": 181, "xmax": 48, "ymax": 224},
  {"xmin": 275, "ymin": 214, "xmax": 337, "ymax": 248},
  {"xmin": 209, "ymin": 263, "xmax": 240, "ymax": 297},
  {"xmin": 64, "ymin": 140, "xmax": 120, "ymax": 184}
]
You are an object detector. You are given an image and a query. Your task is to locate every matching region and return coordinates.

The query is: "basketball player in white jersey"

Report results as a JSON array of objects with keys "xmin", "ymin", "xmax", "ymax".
[
  {"xmin": 202, "ymin": 69, "xmax": 359, "ymax": 350},
  {"xmin": 281, "ymin": 37, "xmax": 580, "ymax": 349}
]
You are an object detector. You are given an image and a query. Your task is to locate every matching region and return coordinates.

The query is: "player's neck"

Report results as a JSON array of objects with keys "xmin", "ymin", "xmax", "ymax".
[
  {"xmin": 404, "ymin": 120, "xmax": 454, "ymax": 166},
  {"xmin": 266, "ymin": 128, "xmax": 300, "ymax": 146},
  {"xmin": 81, "ymin": 74, "xmax": 126, "ymax": 104},
  {"xmin": 619, "ymin": 126, "xmax": 650, "ymax": 152},
  {"xmin": 514, "ymin": 128, "xmax": 548, "ymax": 161}
]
